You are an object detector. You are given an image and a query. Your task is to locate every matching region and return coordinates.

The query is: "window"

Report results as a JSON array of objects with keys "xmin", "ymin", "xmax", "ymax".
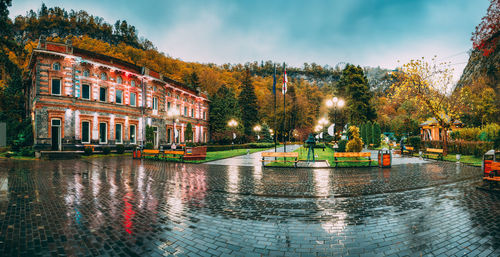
[
  {"xmin": 131, "ymin": 80, "xmax": 135, "ymax": 87},
  {"xmin": 82, "ymin": 121, "xmax": 90, "ymax": 143},
  {"xmin": 53, "ymin": 62, "xmax": 60, "ymax": 71},
  {"xmin": 191, "ymin": 108, "xmax": 194, "ymax": 118},
  {"xmin": 153, "ymin": 86, "xmax": 157, "ymax": 92},
  {"xmin": 99, "ymin": 87, "xmax": 107, "ymax": 102},
  {"xmin": 130, "ymin": 125, "xmax": 136, "ymax": 144},
  {"xmin": 167, "ymin": 128, "xmax": 172, "ymax": 143},
  {"xmin": 116, "ymin": 90, "xmax": 123, "ymax": 104},
  {"xmin": 83, "ymin": 69, "xmax": 90, "ymax": 77},
  {"xmin": 115, "ymin": 124, "xmax": 122, "ymax": 144},
  {"xmin": 167, "ymin": 102, "xmax": 171, "ymax": 111},
  {"xmin": 117, "ymin": 76, "xmax": 122, "ymax": 84},
  {"xmin": 99, "ymin": 122, "xmax": 107, "ymax": 144},
  {"xmin": 176, "ymin": 95, "xmax": 179, "ymax": 100},
  {"xmin": 167, "ymin": 92, "xmax": 171, "ymax": 97},
  {"xmin": 153, "ymin": 97, "xmax": 158, "ymax": 110},
  {"xmin": 130, "ymin": 93, "xmax": 136, "ymax": 106},
  {"xmin": 100, "ymin": 72, "xmax": 107, "ymax": 81},
  {"xmin": 51, "ymin": 78, "xmax": 61, "ymax": 95},
  {"xmin": 82, "ymin": 84, "xmax": 90, "ymax": 100},
  {"xmin": 203, "ymin": 111, "xmax": 206, "ymax": 120},
  {"xmin": 52, "ymin": 119, "xmax": 61, "ymax": 126},
  {"xmin": 177, "ymin": 104, "xmax": 181, "ymax": 112},
  {"xmin": 184, "ymin": 106, "xmax": 187, "ymax": 116}
]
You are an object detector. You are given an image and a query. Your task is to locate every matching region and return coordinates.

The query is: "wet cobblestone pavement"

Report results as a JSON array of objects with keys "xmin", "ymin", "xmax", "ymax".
[{"xmin": 0, "ymin": 157, "xmax": 499, "ymax": 256}]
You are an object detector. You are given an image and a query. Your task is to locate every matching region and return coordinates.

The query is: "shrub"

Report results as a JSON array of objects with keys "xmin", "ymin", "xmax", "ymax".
[
  {"xmin": 365, "ymin": 121, "xmax": 373, "ymax": 145},
  {"xmin": 337, "ymin": 139, "xmax": 348, "ymax": 152},
  {"xmin": 102, "ymin": 146, "xmax": 111, "ymax": 155},
  {"xmin": 346, "ymin": 126, "xmax": 363, "ymax": 152},
  {"xmin": 454, "ymin": 127, "xmax": 481, "ymax": 141},
  {"xmin": 20, "ymin": 146, "xmax": 34, "ymax": 157},
  {"xmin": 116, "ymin": 144, "xmax": 125, "ymax": 154},
  {"xmin": 145, "ymin": 142, "xmax": 154, "ymax": 149},
  {"xmin": 408, "ymin": 136, "xmax": 421, "ymax": 151},
  {"xmin": 84, "ymin": 147, "xmax": 93, "ymax": 156},
  {"xmin": 479, "ymin": 123, "xmax": 500, "ymax": 142}
]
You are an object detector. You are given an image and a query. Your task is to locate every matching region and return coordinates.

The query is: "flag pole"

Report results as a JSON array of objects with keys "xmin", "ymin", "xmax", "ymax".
[
  {"xmin": 273, "ymin": 64, "xmax": 277, "ymax": 153},
  {"xmin": 283, "ymin": 62, "xmax": 287, "ymax": 153}
]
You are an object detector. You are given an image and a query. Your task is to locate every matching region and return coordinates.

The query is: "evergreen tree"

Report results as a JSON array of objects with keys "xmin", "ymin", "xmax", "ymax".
[
  {"xmin": 366, "ymin": 121, "xmax": 373, "ymax": 146},
  {"xmin": 209, "ymin": 85, "xmax": 241, "ymax": 136},
  {"xmin": 337, "ymin": 64, "xmax": 377, "ymax": 125},
  {"xmin": 238, "ymin": 68, "xmax": 259, "ymax": 136},
  {"xmin": 373, "ymin": 122, "xmax": 382, "ymax": 147},
  {"xmin": 185, "ymin": 122, "xmax": 193, "ymax": 142},
  {"xmin": 361, "ymin": 123, "xmax": 367, "ymax": 146}
]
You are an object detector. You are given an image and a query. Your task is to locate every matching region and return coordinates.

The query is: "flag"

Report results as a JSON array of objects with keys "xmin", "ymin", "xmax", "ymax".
[
  {"xmin": 272, "ymin": 65, "xmax": 276, "ymax": 95},
  {"xmin": 282, "ymin": 65, "xmax": 287, "ymax": 95}
]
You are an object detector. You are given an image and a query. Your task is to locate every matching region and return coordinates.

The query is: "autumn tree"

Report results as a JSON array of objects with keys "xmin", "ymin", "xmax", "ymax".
[
  {"xmin": 390, "ymin": 57, "xmax": 464, "ymax": 155},
  {"xmin": 471, "ymin": 0, "xmax": 500, "ymax": 56}
]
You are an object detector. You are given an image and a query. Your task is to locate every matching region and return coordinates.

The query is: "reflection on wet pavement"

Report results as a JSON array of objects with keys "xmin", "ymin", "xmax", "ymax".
[{"xmin": 0, "ymin": 157, "xmax": 498, "ymax": 256}]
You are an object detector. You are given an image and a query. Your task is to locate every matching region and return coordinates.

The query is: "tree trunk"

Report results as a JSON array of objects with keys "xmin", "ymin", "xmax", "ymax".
[{"xmin": 442, "ymin": 128, "xmax": 448, "ymax": 156}]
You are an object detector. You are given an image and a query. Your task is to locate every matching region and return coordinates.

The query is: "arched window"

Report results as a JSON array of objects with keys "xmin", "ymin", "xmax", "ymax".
[
  {"xmin": 53, "ymin": 62, "xmax": 61, "ymax": 71},
  {"xmin": 100, "ymin": 72, "xmax": 107, "ymax": 81},
  {"xmin": 131, "ymin": 80, "xmax": 135, "ymax": 87},
  {"xmin": 117, "ymin": 76, "xmax": 122, "ymax": 84},
  {"xmin": 83, "ymin": 69, "xmax": 90, "ymax": 77}
]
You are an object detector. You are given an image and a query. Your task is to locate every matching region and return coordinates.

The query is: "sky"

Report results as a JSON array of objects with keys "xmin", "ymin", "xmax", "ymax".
[{"xmin": 9, "ymin": 0, "xmax": 491, "ymax": 80}]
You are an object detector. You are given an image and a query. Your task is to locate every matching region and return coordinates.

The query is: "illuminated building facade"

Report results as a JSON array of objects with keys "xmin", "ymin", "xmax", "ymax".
[{"xmin": 28, "ymin": 39, "xmax": 209, "ymax": 151}]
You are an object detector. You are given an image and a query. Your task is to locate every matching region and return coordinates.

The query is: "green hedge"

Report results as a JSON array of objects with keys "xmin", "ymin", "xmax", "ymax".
[{"xmin": 422, "ymin": 140, "xmax": 494, "ymax": 157}]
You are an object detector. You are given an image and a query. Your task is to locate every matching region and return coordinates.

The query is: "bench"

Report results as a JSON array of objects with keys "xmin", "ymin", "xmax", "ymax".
[
  {"xmin": 402, "ymin": 146, "xmax": 414, "ymax": 156},
  {"xmin": 141, "ymin": 149, "xmax": 160, "ymax": 159},
  {"xmin": 424, "ymin": 148, "xmax": 443, "ymax": 160},
  {"xmin": 484, "ymin": 162, "xmax": 500, "ymax": 181},
  {"xmin": 333, "ymin": 152, "xmax": 372, "ymax": 167},
  {"xmin": 161, "ymin": 150, "xmax": 185, "ymax": 161},
  {"xmin": 261, "ymin": 152, "xmax": 299, "ymax": 167}
]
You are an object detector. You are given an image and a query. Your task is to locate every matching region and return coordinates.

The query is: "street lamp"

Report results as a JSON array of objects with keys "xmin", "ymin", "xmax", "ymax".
[
  {"xmin": 228, "ymin": 119, "xmax": 238, "ymax": 149},
  {"xmin": 327, "ymin": 96, "xmax": 344, "ymax": 141},
  {"xmin": 167, "ymin": 107, "xmax": 180, "ymax": 148},
  {"xmin": 253, "ymin": 125, "xmax": 261, "ymax": 141},
  {"xmin": 318, "ymin": 117, "xmax": 329, "ymax": 143}
]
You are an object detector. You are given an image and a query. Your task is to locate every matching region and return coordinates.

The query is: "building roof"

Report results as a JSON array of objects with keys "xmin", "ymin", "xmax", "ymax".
[{"xmin": 29, "ymin": 40, "xmax": 208, "ymax": 100}]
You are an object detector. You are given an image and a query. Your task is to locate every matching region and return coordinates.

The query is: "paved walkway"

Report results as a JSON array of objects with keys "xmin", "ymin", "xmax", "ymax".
[
  {"xmin": 0, "ymin": 157, "xmax": 497, "ymax": 256},
  {"xmin": 207, "ymin": 146, "xmax": 428, "ymax": 167},
  {"xmin": 365, "ymin": 149, "xmax": 430, "ymax": 165},
  {"xmin": 206, "ymin": 144, "xmax": 301, "ymax": 166}
]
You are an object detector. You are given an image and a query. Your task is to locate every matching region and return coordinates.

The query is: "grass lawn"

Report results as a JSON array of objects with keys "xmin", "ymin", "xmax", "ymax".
[
  {"xmin": 265, "ymin": 146, "xmax": 377, "ymax": 168},
  {"xmin": 412, "ymin": 153, "xmax": 482, "ymax": 166}
]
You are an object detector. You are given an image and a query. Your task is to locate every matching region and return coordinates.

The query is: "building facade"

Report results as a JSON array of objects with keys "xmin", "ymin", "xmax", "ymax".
[{"xmin": 28, "ymin": 39, "xmax": 209, "ymax": 151}]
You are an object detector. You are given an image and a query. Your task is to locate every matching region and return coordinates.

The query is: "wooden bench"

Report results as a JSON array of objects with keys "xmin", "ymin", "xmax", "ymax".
[
  {"xmin": 333, "ymin": 152, "xmax": 372, "ymax": 167},
  {"xmin": 402, "ymin": 146, "xmax": 414, "ymax": 156},
  {"xmin": 141, "ymin": 149, "xmax": 160, "ymax": 159},
  {"xmin": 261, "ymin": 152, "xmax": 299, "ymax": 167},
  {"xmin": 161, "ymin": 150, "xmax": 185, "ymax": 161},
  {"xmin": 424, "ymin": 148, "xmax": 443, "ymax": 160}
]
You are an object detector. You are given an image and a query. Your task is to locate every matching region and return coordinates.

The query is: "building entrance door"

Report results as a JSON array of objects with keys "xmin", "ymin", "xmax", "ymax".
[{"xmin": 51, "ymin": 119, "xmax": 61, "ymax": 151}]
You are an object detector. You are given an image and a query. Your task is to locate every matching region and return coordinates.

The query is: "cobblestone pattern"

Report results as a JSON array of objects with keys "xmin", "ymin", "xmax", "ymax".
[{"xmin": 0, "ymin": 158, "xmax": 498, "ymax": 256}]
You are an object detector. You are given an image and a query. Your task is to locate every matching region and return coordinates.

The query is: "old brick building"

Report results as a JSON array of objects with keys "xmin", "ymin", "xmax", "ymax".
[{"xmin": 28, "ymin": 39, "xmax": 209, "ymax": 151}]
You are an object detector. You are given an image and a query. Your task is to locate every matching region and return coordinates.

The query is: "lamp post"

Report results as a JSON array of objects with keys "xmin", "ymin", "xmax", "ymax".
[
  {"xmin": 167, "ymin": 107, "xmax": 180, "ymax": 148},
  {"xmin": 326, "ymin": 96, "xmax": 345, "ymax": 141},
  {"xmin": 253, "ymin": 125, "xmax": 261, "ymax": 142},
  {"xmin": 318, "ymin": 117, "xmax": 329, "ymax": 146},
  {"xmin": 228, "ymin": 119, "xmax": 238, "ymax": 150}
]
